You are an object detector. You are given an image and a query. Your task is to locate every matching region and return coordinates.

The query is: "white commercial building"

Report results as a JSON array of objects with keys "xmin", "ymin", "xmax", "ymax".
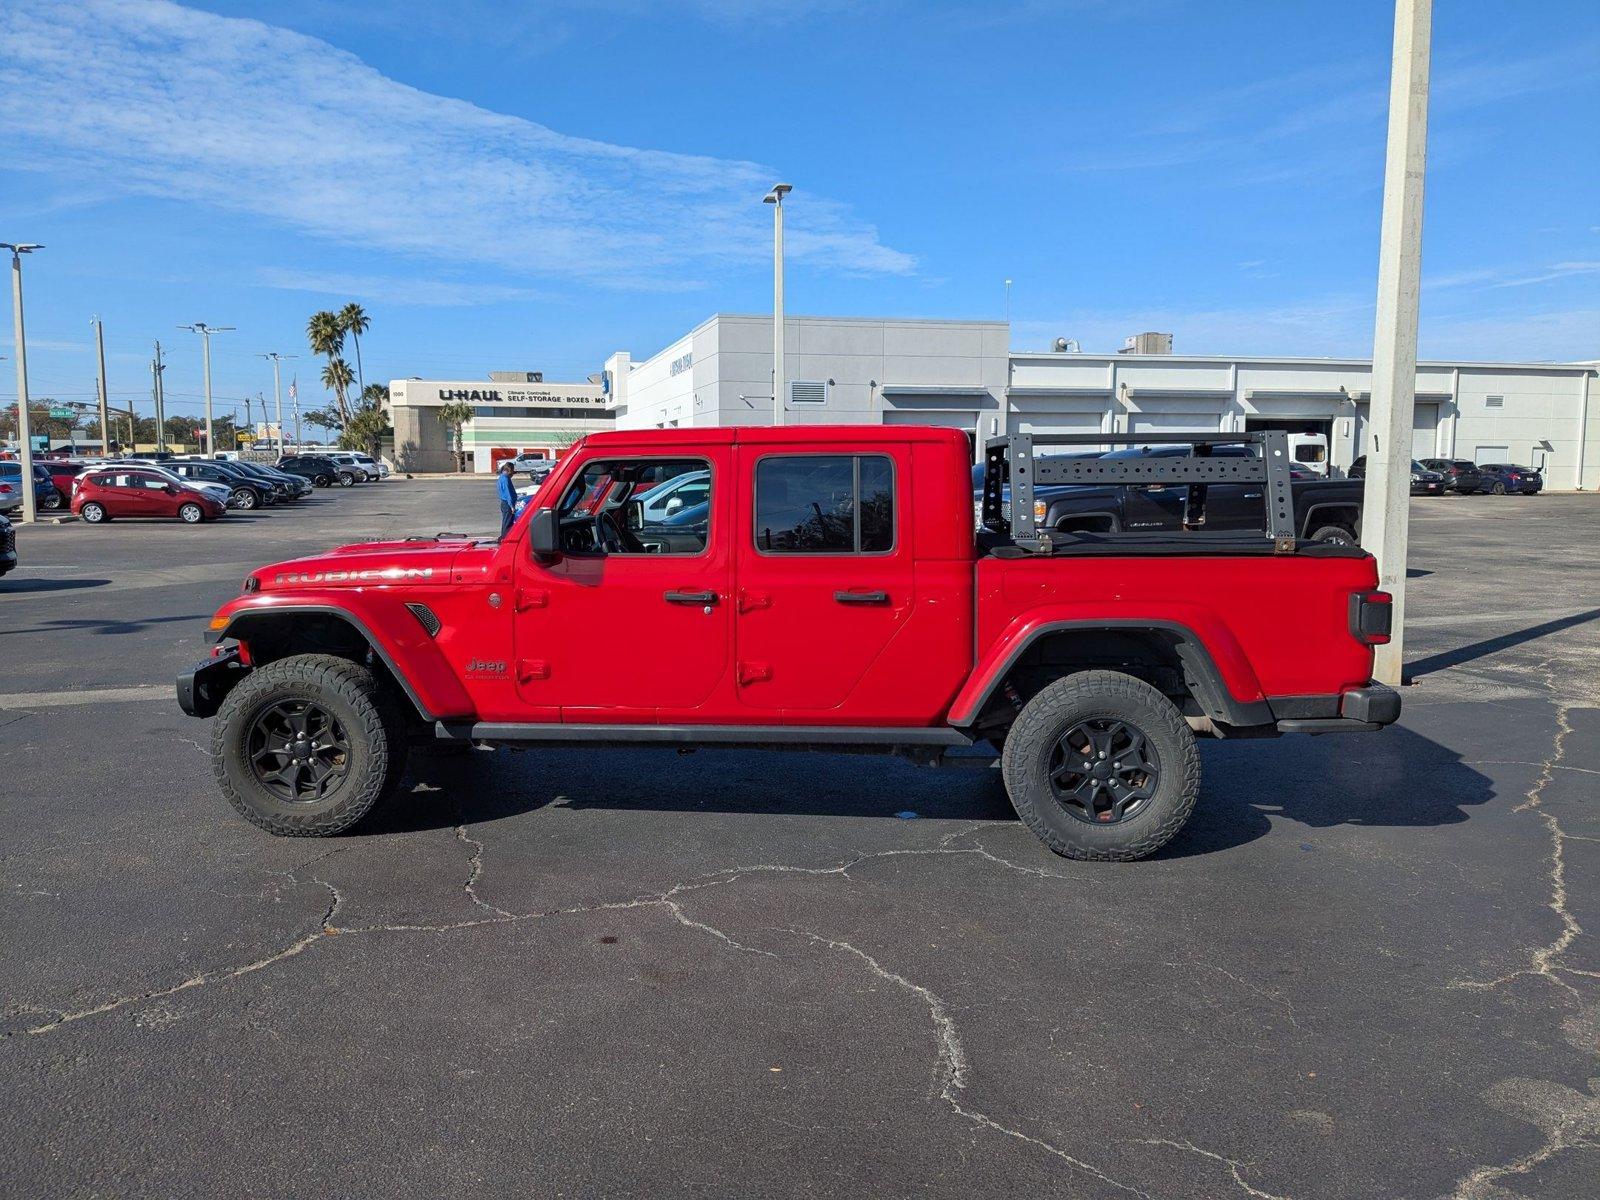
[
  {"xmin": 605, "ymin": 315, "xmax": 1599, "ymax": 489},
  {"xmin": 388, "ymin": 373, "xmax": 613, "ymax": 473}
]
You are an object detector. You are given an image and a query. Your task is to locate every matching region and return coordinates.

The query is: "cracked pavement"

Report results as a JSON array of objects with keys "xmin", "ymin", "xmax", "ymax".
[{"xmin": 3, "ymin": 482, "xmax": 1598, "ymax": 1198}]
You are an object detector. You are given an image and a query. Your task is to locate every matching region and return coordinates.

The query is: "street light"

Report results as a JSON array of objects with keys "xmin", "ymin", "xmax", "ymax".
[
  {"xmin": 258, "ymin": 352, "xmax": 297, "ymax": 452},
  {"xmin": 2, "ymin": 242, "xmax": 44, "ymax": 524},
  {"xmin": 763, "ymin": 183, "xmax": 792, "ymax": 426},
  {"xmin": 180, "ymin": 322, "xmax": 235, "ymax": 455}
]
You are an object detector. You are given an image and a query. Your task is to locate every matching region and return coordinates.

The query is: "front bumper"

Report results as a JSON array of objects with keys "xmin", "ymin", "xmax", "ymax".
[
  {"xmin": 176, "ymin": 645, "xmax": 249, "ymax": 718},
  {"xmin": 1273, "ymin": 684, "xmax": 1401, "ymax": 734}
]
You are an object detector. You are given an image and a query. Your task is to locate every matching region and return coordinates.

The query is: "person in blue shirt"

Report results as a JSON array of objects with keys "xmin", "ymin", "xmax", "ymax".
[{"xmin": 497, "ymin": 460, "xmax": 518, "ymax": 537}]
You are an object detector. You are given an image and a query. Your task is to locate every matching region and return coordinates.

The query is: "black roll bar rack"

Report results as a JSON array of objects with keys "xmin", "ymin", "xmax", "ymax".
[{"xmin": 981, "ymin": 431, "xmax": 1298, "ymax": 554}]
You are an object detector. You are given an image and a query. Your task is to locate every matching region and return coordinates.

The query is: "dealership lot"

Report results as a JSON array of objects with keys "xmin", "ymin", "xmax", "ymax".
[{"xmin": 3, "ymin": 484, "xmax": 1598, "ymax": 1198}]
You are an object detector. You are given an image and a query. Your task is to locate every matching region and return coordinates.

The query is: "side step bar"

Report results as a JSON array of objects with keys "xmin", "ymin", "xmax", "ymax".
[{"xmin": 434, "ymin": 721, "xmax": 973, "ymax": 749}]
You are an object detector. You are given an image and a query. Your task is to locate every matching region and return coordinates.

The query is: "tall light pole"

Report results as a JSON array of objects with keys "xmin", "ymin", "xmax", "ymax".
[
  {"xmin": 3, "ymin": 243, "xmax": 43, "ymax": 524},
  {"xmin": 151, "ymin": 342, "xmax": 167, "ymax": 451},
  {"xmin": 92, "ymin": 316, "xmax": 110, "ymax": 455},
  {"xmin": 1361, "ymin": 0, "xmax": 1432, "ymax": 686},
  {"xmin": 1005, "ymin": 278, "xmax": 1012, "ymax": 324},
  {"xmin": 180, "ymin": 322, "xmax": 234, "ymax": 455},
  {"xmin": 259, "ymin": 352, "xmax": 296, "ymax": 451},
  {"xmin": 763, "ymin": 183, "xmax": 792, "ymax": 426}
]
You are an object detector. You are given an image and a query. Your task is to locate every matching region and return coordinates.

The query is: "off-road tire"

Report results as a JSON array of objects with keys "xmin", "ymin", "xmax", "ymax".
[
  {"xmin": 80, "ymin": 501, "xmax": 107, "ymax": 523},
  {"xmin": 1309, "ymin": 524, "xmax": 1357, "ymax": 546},
  {"xmin": 1001, "ymin": 670, "xmax": 1200, "ymax": 862},
  {"xmin": 212, "ymin": 654, "xmax": 409, "ymax": 837}
]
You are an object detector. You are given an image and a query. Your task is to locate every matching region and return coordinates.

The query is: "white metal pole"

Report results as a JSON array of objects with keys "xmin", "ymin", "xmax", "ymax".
[
  {"xmin": 1361, "ymin": 0, "xmax": 1432, "ymax": 687},
  {"xmin": 201, "ymin": 331, "xmax": 215, "ymax": 455},
  {"xmin": 271, "ymin": 358, "xmax": 283, "ymax": 449},
  {"xmin": 1574, "ymin": 370, "xmax": 1590, "ymax": 490},
  {"xmin": 9, "ymin": 250, "xmax": 37, "ymax": 524},
  {"xmin": 773, "ymin": 193, "xmax": 785, "ymax": 426}
]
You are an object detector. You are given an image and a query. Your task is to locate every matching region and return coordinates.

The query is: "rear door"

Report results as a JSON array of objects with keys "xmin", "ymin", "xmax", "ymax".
[{"xmin": 734, "ymin": 448, "xmax": 911, "ymax": 714}]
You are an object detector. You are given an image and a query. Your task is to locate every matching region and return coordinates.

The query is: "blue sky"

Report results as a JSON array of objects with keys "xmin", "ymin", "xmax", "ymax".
[{"xmin": 3, "ymin": 0, "xmax": 1597, "ymax": 427}]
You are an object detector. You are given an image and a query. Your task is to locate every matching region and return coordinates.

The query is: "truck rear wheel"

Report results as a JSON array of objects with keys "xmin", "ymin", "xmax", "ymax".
[
  {"xmin": 1000, "ymin": 671, "xmax": 1200, "ymax": 861},
  {"xmin": 212, "ymin": 654, "xmax": 409, "ymax": 837}
]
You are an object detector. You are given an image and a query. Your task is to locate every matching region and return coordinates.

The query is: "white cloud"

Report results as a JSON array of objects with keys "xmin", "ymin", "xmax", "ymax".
[
  {"xmin": 0, "ymin": 0, "xmax": 914, "ymax": 287},
  {"xmin": 256, "ymin": 269, "xmax": 549, "ymax": 308}
]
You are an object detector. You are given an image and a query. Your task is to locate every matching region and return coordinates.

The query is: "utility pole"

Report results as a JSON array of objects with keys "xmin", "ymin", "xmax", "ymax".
[
  {"xmin": 259, "ymin": 353, "xmax": 295, "ymax": 453},
  {"xmin": 151, "ymin": 341, "xmax": 167, "ymax": 451},
  {"xmin": 244, "ymin": 393, "xmax": 253, "ymax": 438},
  {"xmin": 93, "ymin": 316, "xmax": 110, "ymax": 456},
  {"xmin": 763, "ymin": 183, "xmax": 792, "ymax": 426},
  {"xmin": 3, "ymin": 242, "xmax": 43, "ymax": 524},
  {"xmin": 180, "ymin": 322, "xmax": 234, "ymax": 455},
  {"xmin": 1361, "ymin": 0, "xmax": 1432, "ymax": 687}
]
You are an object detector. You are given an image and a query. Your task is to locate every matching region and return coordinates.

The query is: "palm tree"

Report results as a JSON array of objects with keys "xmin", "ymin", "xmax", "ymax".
[
  {"xmin": 321, "ymin": 357, "xmax": 355, "ymax": 425},
  {"xmin": 339, "ymin": 303, "xmax": 370, "ymax": 394},
  {"xmin": 306, "ymin": 310, "xmax": 343, "ymax": 361},
  {"xmin": 436, "ymin": 399, "xmax": 475, "ymax": 472}
]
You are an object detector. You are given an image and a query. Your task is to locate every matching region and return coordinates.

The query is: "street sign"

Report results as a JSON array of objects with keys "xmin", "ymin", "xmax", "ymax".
[{"xmin": 49, "ymin": 407, "xmax": 74, "ymax": 419}]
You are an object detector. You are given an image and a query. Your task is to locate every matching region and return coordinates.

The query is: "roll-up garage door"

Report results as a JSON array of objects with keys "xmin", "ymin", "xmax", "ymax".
[
  {"xmin": 1411, "ymin": 402, "xmax": 1439, "ymax": 460},
  {"xmin": 1129, "ymin": 412, "xmax": 1222, "ymax": 435},
  {"xmin": 1011, "ymin": 412, "xmax": 1104, "ymax": 436}
]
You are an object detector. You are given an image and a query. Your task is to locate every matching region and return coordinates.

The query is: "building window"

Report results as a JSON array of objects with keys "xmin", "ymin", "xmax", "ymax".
[
  {"xmin": 788, "ymin": 380, "xmax": 828, "ymax": 406},
  {"xmin": 754, "ymin": 455, "xmax": 895, "ymax": 554},
  {"xmin": 1485, "ymin": 395, "xmax": 1504, "ymax": 408},
  {"xmin": 471, "ymin": 406, "xmax": 614, "ymax": 420}
]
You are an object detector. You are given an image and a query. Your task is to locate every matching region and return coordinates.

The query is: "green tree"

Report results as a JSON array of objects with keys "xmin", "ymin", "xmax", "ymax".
[
  {"xmin": 360, "ymin": 381, "xmax": 389, "ymax": 409},
  {"xmin": 302, "ymin": 406, "xmax": 342, "ymax": 444},
  {"xmin": 340, "ymin": 404, "xmax": 390, "ymax": 458},
  {"xmin": 339, "ymin": 303, "xmax": 370, "ymax": 394},
  {"xmin": 436, "ymin": 399, "xmax": 475, "ymax": 472},
  {"xmin": 320, "ymin": 357, "xmax": 355, "ymax": 426}
]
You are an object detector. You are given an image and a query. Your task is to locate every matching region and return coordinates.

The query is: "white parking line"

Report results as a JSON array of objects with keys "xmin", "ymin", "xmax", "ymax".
[{"xmin": 0, "ymin": 685, "xmax": 170, "ymax": 709}]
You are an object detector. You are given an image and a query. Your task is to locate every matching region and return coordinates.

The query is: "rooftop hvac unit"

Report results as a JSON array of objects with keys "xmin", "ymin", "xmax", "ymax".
[
  {"xmin": 1052, "ymin": 338, "xmax": 1082, "ymax": 353},
  {"xmin": 1118, "ymin": 332, "xmax": 1173, "ymax": 355},
  {"xmin": 489, "ymin": 371, "xmax": 543, "ymax": 383}
]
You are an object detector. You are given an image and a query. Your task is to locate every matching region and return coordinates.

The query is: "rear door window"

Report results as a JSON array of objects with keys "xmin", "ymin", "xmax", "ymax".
[{"xmin": 754, "ymin": 455, "xmax": 895, "ymax": 554}]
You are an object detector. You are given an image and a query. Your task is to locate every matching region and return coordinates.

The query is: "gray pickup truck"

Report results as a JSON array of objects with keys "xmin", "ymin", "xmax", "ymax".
[{"xmin": 974, "ymin": 444, "xmax": 1363, "ymax": 546}]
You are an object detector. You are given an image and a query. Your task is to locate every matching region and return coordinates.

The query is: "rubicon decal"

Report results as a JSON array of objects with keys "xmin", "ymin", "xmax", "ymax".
[{"xmin": 274, "ymin": 567, "xmax": 436, "ymax": 584}]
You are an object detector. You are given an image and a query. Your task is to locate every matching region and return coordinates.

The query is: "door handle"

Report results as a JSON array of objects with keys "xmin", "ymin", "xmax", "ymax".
[
  {"xmin": 664, "ymin": 590, "xmax": 718, "ymax": 605},
  {"xmin": 834, "ymin": 590, "xmax": 889, "ymax": 605}
]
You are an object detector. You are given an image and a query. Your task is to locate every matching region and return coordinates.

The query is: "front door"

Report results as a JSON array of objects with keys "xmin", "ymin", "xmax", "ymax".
[
  {"xmin": 513, "ymin": 450, "xmax": 732, "ymax": 719},
  {"xmin": 734, "ymin": 450, "xmax": 912, "ymax": 714}
]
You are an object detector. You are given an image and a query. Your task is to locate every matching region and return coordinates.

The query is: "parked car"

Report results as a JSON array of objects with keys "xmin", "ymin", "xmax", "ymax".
[
  {"xmin": 0, "ymin": 462, "xmax": 59, "ymax": 512},
  {"xmin": 102, "ymin": 461, "xmax": 234, "ymax": 508},
  {"xmin": 277, "ymin": 454, "xmax": 359, "ymax": 487},
  {"xmin": 40, "ymin": 460, "xmax": 88, "ymax": 510},
  {"xmin": 1416, "ymin": 458, "xmax": 1481, "ymax": 494},
  {"xmin": 0, "ymin": 511, "xmax": 14, "ymax": 577},
  {"xmin": 1476, "ymin": 463, "xmax": 1543, "ymax": 495},
  {"xmin": 349, "ymin": 451, "xmax": 389, "ymax": 480},
  {"xmin": 167, "ymin": 459, "xmax": 277, "ymax": 509},
  {"xmin": 509, "ymin": 452, "xmax": 555, "ymax": 480},
  {"xmin": 72, "ymin": 467, "xmax": 229, "ymax": 524},
  {"xmin": 228, "ymin": 459, "xmax": 313, "ymax": 500},
  {"xmin": 1347, "ymin": 456, "xmax": 1446, "ymax": 496},
  {"xmin": 327, "ymin": 451, "xmax": 379, "ymax": 482},
  {"xmin": 974, "ymin": 445, "xmax": 1368, "ymax": 545}
]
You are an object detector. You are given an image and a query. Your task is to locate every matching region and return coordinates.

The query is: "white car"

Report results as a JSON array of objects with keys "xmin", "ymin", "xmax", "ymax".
[
  {"xmin": 509, "ymin": 453, "xmax": 554, "ymax": 480},
  {"xmin": 636, "ymin": 469, "xmax": 710, "ymax": 523},
  {"xmin": 349, "ymin": 452, "xmax": 390, "ymax": 480}
]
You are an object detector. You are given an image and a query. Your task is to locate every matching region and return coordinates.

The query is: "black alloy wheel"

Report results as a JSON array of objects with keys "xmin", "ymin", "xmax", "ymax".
[
  {"xmin": 42, "ymin": 489, "xmax": 64, "ymax": 511},
  {"xmin": 315, "ymin": 473, "xmax": 333, "ymax": 487},
  {"xmin": 246, "ymin": 699, "xmax": 351, "ymax": 803},
  {"xmin": 1048, "ymin": 718, "xmax": 1161, "ymax": 825}
]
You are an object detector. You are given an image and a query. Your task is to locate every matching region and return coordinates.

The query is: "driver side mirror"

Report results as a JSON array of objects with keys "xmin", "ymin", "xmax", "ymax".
[
  {"xmin": 527, "ymin": 507, "xmax": 559, "ymax": 560},
  {"xmin": 165, "ymin": 484, "xmax": 181, "ymax": 495}
]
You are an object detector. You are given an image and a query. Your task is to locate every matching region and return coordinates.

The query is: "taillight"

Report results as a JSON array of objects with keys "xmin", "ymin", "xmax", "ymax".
[
  {"xmin": 1349, "ymin": 591, "xmax": 1392, "ymax": 645},
  {"xmin": 0, "ymin": 483, "xmax": 12, "ymax": 494}
]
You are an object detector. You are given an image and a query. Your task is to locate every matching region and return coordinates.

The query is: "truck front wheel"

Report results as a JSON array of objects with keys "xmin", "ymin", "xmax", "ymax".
[
  {"xmin": 1000, "ymin": 671, "xmax": 1200, "ymax": 861},
  {"xmin": 212, "ymin": 654, "xmax": 409, "ymax": 837}
]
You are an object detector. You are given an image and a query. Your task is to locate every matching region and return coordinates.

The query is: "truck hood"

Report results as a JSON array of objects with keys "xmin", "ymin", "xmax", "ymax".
[{"xmin": 246, "ymin": 535, "xmax": 497, "ymax": 592}]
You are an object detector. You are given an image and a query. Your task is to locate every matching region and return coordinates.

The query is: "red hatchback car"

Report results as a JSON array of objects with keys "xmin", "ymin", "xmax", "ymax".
[{"xmin": 72, "ymin": 467, "xmax": 228, "ymax": 524}]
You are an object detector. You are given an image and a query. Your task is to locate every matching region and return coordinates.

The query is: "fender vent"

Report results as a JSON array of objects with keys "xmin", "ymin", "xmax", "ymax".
[{"xmin": 405, "ymin": 602, "xmax": 442, "ymax": 637}]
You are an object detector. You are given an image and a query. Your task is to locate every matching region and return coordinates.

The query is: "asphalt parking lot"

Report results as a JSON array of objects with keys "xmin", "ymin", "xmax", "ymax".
[{"xmin": 3, "ymin": 482, "xmax": 1598, "ymax": 1199}]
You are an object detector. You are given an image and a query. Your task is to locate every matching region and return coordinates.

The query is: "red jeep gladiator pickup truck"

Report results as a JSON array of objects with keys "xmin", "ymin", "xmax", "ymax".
[{"xmin": 179, "ymin": 426, "xmax": 1398, "ymax": 861}]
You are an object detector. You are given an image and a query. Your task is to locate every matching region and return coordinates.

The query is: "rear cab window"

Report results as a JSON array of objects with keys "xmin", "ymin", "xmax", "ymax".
[{"xmin": 754, "ymin": 455, "xmax": 895, "ymax": 554}]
